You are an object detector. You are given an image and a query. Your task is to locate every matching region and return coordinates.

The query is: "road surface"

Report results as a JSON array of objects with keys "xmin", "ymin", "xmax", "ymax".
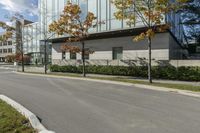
[{"xmin": 0, "ymin": 68, "xmax": 200, "ymax": 133}]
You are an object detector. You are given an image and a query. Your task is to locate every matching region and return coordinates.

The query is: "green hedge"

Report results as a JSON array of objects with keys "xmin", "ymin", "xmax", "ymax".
[{"xmin": 50, "ymin": 65, "xmax": 200, "ymax": 81}]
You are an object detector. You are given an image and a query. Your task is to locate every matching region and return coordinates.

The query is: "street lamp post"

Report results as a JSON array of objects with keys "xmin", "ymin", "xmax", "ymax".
[
  {"xmin": 44, "ymin": 40, "xmax": 47, "ymax": 74},
  {"xmin": 43, "ymin": 33, "xmax": 55, "ymax": 74}
]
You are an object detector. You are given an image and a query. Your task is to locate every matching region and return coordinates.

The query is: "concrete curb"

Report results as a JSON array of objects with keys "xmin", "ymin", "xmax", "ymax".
[
  {"xmin": 15, "ymin": 72, "xmax": 200, "ymax": 98},
  {"xmin": 0, "ymin": 95, "xmax": 55, "ymax": 133},
  {"xmin": 15, "ymin": 72, "xmax": 133, "ymax": 86}
]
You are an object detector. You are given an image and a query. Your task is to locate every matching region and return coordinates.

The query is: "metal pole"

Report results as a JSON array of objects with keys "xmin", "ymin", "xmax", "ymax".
[
  {"xmin": 148, "ymin": 37, "xmax": 152, "ymax": 83},
  {"xmin": 44, "ymin": 40, "xmax": 47, "ymax": 74},
  {"xmin": 82, "ymin": 41, "xmax": 86, "ymax": 77}
]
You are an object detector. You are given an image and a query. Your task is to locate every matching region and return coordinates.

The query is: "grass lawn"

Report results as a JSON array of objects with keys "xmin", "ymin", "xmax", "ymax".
[
  {"xmin": 0, "ymin": 100, "xmax": 36, "ymax": 133},
  {"xmin": 22, "ymin": 72, "xmax": 200, "ymax": 92}
]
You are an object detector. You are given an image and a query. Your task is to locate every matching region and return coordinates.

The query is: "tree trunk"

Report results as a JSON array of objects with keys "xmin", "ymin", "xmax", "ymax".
[
  {"xmin": 19, "ymin": 23, "xmax": 24, "ymax": 72},
  {"xmin": 148, "ymin": 37, "xmax": 152, "ymax": 83},
  {"xmin": 20, "ymin": 41, "xmax": 24, "ymax": 72},
  {"xmin": 82, "ymin": 41, "xmax": 86, "ymax": 77},
  {"xmin": 21, "ymin": 51, "xmax": 24, "ymax": 72}
]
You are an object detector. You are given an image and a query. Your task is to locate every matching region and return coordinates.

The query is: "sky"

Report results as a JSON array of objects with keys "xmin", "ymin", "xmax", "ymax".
[{"xmin": 0, "ymin": 0, "xmax": 38, "ymax": 32}]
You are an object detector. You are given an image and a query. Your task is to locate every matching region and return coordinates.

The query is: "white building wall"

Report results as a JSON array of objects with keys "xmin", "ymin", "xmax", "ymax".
[
  {"xmin": 51, "ymin": 33, "xmax": 171, "ymax": 61},
  {"xmin": 52, "ymin": 47, "xmax": 62, "ymax": 60},
  {"xmin": 52, "ymin": 49, "xmax": 169, "ymax": 61},
  {"xmin": 123, "ymin": 50, "xmax": 169, "ymax": 60},
  {"xmin": 89, "ymin": 51, "xmax": 112, "ymax": 60}
]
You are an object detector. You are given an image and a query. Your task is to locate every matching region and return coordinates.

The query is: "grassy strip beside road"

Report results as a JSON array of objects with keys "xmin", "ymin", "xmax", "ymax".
[
  {"xmin": 22, "ymin": 72, "xmax": 200, "ymax": 92},
  {"xmin": 0, "ymin": 100, "xmax": 36, "ymax": 133}
]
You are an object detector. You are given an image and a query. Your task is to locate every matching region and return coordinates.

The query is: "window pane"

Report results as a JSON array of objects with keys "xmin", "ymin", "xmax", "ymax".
[
  {"xmin": 79, "ymin": 0, "xmax": 88, "ymax": 21},
  {"xmin": 100, "ymin": 0, "xmax": 107, "ymax": 31},
  {"xmin": 110, "ymin": 3, "xmax": 122, "ymax": 30},
  {"xmin": 88, "ymin": 0, "xmax": 97, "ymax": 33},
  {"xmin": 62, "ymin": 51, "xmax": 66, "ymax": 60},
  {"xmin": 113, "ymin": 47, "xmax": 123, "ymax": 60},
  {"xmin": 70, "ymin": 52, "xmax": 77, "ymax": 59},
  {"xmin": 3, "ymin": 42, "xmax": 7, "ymax": 46},
  {"xmin": 8, "ymin": 41, "xmax": 12, "ymax": 45}
]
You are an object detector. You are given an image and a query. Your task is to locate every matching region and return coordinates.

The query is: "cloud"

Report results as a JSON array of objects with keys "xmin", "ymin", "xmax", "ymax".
[
  {"xmin": 0, "ymin": 0, "xmax": 38, "ymax": 16},
  {"xmin": 6, "ymin": 21, "xmax": 13, "ymax": 26}
]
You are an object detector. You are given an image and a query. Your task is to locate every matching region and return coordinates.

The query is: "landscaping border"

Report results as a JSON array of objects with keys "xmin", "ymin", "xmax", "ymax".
[
  {"xmin": 50, "ymin": 65, "xmax": 200, "ymax": 81},
  {"xmin": 0, "ymin": 95, "xmax": 55, "ymax": 133}
]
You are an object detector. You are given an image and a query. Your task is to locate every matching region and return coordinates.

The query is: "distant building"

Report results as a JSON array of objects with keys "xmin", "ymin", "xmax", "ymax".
[
  {"xmin": 0, "ymin": 35, "xmax": 15, "ymax": 62},
  {"xmin": 15, "ymin": 19, "xmax": 33, "ymax": 54},
  {"xmin": 22, "ymin": 22, "xmax": 44, "ymax": 64}
]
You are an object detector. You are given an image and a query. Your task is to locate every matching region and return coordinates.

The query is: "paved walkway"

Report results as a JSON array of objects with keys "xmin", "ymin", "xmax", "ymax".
[
  {"xmin": 1, "ymin": 64, "xmax": 200, "ymax": 86},
  {"xmin": 51, "ymin": 72, "xmax": 200, "ymax": 86}
]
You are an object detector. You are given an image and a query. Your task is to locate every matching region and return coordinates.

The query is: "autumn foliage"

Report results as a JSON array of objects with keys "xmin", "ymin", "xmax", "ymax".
[
  {"xmin": 49, "ymin": 2, "xmax": 96, "ymax": 56},
  {"xmin": 5, "ymin": 55, "xmax": 15, "ymax": 63},
  {"xmin": 49, "ymin": 2, "xmax": 97, "ymax": 77},
  {"xmin": 0, "ymin": 22, "xmax": 15, "ymax": 41},
  {"xmin": 15, "ymin": 53, "xmax": 30, "ymax": 64},
  {"xmin": 4, "ymin": 53, "xmax": 30, "ymax": 64},
  {"xmin": 49, "ymin": 2, "xmax": 96, "ymax": 40},
  {"xmin": 112, "ymin": 0, "xmax": 185, "ymax": 41},
  {"xmin": 112, "ymin": 0, "xmax": 187, "ymax": 83}
]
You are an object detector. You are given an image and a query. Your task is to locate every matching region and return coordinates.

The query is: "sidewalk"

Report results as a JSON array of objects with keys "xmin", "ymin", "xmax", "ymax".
[
  {"xmin": 50, "ymin": 72, "xmax": 200, "ymax": 86},
  {"xmin": 1, "ymin": 64, "xmax": 199, "ymax": 87}
]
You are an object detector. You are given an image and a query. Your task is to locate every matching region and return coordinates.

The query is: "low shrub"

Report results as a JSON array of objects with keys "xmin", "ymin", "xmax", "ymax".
[{"xmin": 50, "ymin": 65, "xmax": 200, "ymax": 81}]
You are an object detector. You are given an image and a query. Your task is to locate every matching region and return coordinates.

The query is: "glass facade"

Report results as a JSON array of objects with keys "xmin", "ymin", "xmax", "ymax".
[
  {"xmin": 38, "ymin": 0, "xmax": 145, "ymax": 38},
  {"xmin": 38, "ymin": 0, "xmax": 67, "ymax": 39},
  {"xmin": 38, "ymin": 0, "xmax": 190, "ymax": 47},
  {"xmin": 35, "ymin": 0, "xmax": 191, "ymax": 62},
  {"xmin": 22, "ymin": 22, "xmax": 48, "ymax": 64},
  {"xmin": 166, "ymin": 0, "xmax": 200, "ymax": 47},
  {"xmin": 23, "ymin": 22, "xmax": 40, "ymax": 54},
  {"xmin": 167, "ymin": 11, "xmax": 188, "ymax": 47}
]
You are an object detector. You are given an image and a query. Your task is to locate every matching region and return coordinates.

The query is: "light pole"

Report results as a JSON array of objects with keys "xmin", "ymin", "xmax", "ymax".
[
  {"xmin": 43, "ymin": 33, "xmax": 55, "ymax": 74},
  {"xmin": 44, "ymin": 40, "xmax": 47, "ymax": 74}
]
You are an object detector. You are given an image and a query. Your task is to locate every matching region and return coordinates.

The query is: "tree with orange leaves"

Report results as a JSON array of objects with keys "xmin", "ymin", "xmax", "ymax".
[
  {"xmin": 0, "ymin": 22, "xmax": 15, "ymax": 41},
  {"xmin": 0, "ymin": 15, "xmax": 34, "ymax": 72},
  {"xmin": 49, "ymin": 2, "xmax": 96, "ymax": 77},
  {"xmin": 113, "ymin": 0, "xmax": 188, "ymax": 83}
]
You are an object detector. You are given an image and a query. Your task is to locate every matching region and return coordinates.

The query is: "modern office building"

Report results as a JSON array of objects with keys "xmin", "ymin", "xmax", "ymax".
[
  {"xmin": 22, "ymin": 19, "xmax": 52, "ymax": 65},
  {"xmin": 37, "ymin": 0, "xmax": 189, "ymax": 66},
  {"xmin": 22, "ymin": 22, "xmax": 45, "ymax": 64}
]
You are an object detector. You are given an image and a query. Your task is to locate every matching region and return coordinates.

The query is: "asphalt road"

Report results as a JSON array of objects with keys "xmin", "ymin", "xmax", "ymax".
[{"xmin": 0, "ymin": 68, "xmax": 200, "ymax": 133}]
